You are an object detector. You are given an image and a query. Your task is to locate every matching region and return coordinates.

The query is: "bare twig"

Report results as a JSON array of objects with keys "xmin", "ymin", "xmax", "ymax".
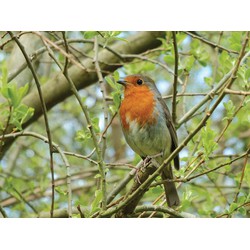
[
  {"xmin": 181, "ymin": 150, "xmax": 249, "ymax": 183},
  {"xmin": 93, "ymin": 36, "xmax": 108, "ymax": 210},
  {"xmin": 0, "ymin": 205, "xmax": 7, "ymax": 218},
  {"xmin": 171, "ymin": 31, "xmax": 178, "ymax": 124},
  {"xmin": 121, "ymin": 54, "xmax": 183, "ymax": 85},
  {"xmin": 163, "ymin": 89, "xmax": 250, "ymax": 99},
  {"xmin": 233, "ymin": 152, "xmax": 249, "ymax": 203},
  {"xmin": 216, "ymin": 96, "xmax": 246, "ymax": 142},
  {"xmin": 63, "ymin": 151, "xmax": 98, "ymax": 165},
  {"xmin": 93, "ymin": 35, "xmax": 109, "ymax": 159},
  {"xmin": 217, "ymin": 201, "xmax": 250, "ymax": 218},
  {"xmin": 134, "ymin": 205, "xmax": 187, "ymax": 218},
  {"xmin": 107, "ymin": 160, "xmax": 143, "ymax": 204},
  {"xmin": 184, "ymin": 31, "xmax": 239, "ymax": 54},
  {"xmin": 77, "ymin": 205, "xmax": 85, "ymax": 218}
]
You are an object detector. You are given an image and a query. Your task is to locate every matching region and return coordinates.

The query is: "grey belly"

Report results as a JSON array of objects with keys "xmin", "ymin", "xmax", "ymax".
[{"xmin": 123, "ymin": 119, "xmax": 171, "ymax": 159}]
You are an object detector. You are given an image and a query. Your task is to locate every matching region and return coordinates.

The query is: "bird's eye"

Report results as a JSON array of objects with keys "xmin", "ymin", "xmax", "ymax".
[{"xmin": 137, "ymin": 79, "xmax": 143, "ymax": 85}]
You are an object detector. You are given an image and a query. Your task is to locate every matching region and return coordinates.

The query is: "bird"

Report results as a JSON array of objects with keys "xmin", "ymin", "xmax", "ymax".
[{"xmin": 117, "ymin": 74, "xmax": 180, "ymax": 207}]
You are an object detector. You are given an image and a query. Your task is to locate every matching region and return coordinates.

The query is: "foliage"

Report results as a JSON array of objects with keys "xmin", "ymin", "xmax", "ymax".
[{"xmin": 0, "ymin": 31, "xmax": 249, "ymax": 218}]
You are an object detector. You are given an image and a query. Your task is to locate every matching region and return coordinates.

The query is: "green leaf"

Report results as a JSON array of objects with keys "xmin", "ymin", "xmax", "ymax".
[
  {"xmin": 8, "ymin": 85, "xmax": 19, "ymax": 107},
  {"xmin": 84, "ymin": 31, "xmax": 98, "ymax": 39},
  {"xmin": 204, "ymin": 77, "xmax": 214, "ymax": 86},
  {"xmin": 223, "ymin": 100, "xmax": 235, "ymax": 120},
  {"xmin": 112, "ymin": 92, "xmax": 121, "ymax": 110},
  {"xmin": 164, "ymin": 55, "xmax": 175, "ymax": 64},
  {"xmin": 91, "ymin": 117, "xmax": 100, "ymax": 133},
  {"xmin": 185, "ymin": 55, "xmax": 195, "ymax": 71},
  {"xmin": 20, "ymin": 107, "xmax": 34, "ymax": 124},
  {"xmin": 105, "ymin": 76, "xmax": 117, "ymax": 90},
  {"xmin": 55, "ymin": 187, "xmax": 67, "ymax": 196},
  {"xmin": 229, "ymin": 32, "xmax": 242, "ymax": 52},
  {"xmin": 90, "ymin": 190, "xmax": 103, "ymax": 214},
  {"xmin": 0, "ymin": 62, "xmax": 8, "ymax": 86},
  {"xmin": 238, "ymin": 207, "xmax": 246, "ymax": 215},
  {"xmin": 245, "ymin": 68, "xmax": 250, "ymax": 80},
  {"xmin": 176, "ymin": 33, "xmax": 187, "ymax": 45},
  {"xmin": 238, "ymin": 195, "xmax": 246, "ymax": 204},
  {"xmin": 201, "ymin": 122, "xmax": 218, "ymax": 158},
  {"xmin": 75, "ymin": 129, "xmax": 91, "ymax": 142},
  {"xmin": 94, "ymin": 173, "xmax": 101, "ymax": 179},
  {"xmin": 113, "ymin": 71, "xmax": 120, "ymax": 81},
  {"xmin": 229, "ymin": 202, "xmax": 238, "ymax": 213}
]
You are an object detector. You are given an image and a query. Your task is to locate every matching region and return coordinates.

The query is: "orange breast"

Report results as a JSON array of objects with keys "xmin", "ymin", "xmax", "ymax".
[{"xmin": 119, "ymin": 85, "xmax": 157, "ymax": 130}]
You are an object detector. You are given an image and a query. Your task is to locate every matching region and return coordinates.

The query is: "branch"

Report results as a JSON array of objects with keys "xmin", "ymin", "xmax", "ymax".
[
  {"xmin": 134, "ymin": 205, "xmax": 195, "ymax": 218},
  {"xmin": 93, "ymin": 35, "xmax": 109, "ymax": 159},
  {"xmin": 232, "ymin": 151, "xmax": 249, "ymax": 203},
  {"xmin": 0, "ymin": 205, "xmax": 7, "ymax": 218},
  {"xmin": 171, "ymin": 31, "xmax": 178, "ymax": 124},
  {"xmin": 107, "ymin": 160, "xmax": 143, "ymax": 204}
]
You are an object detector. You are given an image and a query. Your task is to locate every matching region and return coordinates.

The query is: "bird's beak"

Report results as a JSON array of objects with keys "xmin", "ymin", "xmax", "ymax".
[{"xmin": 117, "ymin": 80, "xmax": 127, "ymax": 86}]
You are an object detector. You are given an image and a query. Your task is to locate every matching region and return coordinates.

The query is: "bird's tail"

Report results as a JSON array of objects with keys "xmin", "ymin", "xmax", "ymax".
[{"xmin": 161, "ymin": 166, "xmax": 180, "ymax": 207}]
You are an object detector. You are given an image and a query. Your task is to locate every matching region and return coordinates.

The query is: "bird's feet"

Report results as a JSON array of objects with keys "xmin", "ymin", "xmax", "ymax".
[{"xmin": 135, "ymin": 152, "xmax": 163, "ymax": 184}]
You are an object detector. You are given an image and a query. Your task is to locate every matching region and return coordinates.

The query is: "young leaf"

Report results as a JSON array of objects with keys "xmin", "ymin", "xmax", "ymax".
[
  {"xmin": 84, "ymin": 31, "xmax": 98, "ymax": 39},
  {"xmin": 90, "ymin": 190, "xmax": 103, "ymax": 214},
  {"xmin": 201, "ymin": 123, "xmax": 218, "ymax": 158},
  {"xmin": 164, "ymin": 55, "xmax": 175, "ymax": 64},
  {"xmin": 113, "ymin": 71, "xmax": 120, "ymax": 81},
  {"xmin": 223, "ymin": 100, "xmax": 235, "ymax": 120}
]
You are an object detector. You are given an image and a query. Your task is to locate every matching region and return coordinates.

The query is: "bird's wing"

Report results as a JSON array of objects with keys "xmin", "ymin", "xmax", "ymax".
[{"xmin": 158, "ymin": 97, "xmax": 180, "ymax": 170}]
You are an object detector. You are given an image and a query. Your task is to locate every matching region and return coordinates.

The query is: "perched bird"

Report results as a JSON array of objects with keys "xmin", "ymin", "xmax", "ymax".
[{"xmin": 117, "ymin": 74, "xmax": 180, "ymax": 207}]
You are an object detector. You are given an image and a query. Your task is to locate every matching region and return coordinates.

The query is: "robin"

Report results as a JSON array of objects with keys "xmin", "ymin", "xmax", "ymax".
[{"xmin": 117, "ymin": 74, "xmax": 180, "ymax": 207}]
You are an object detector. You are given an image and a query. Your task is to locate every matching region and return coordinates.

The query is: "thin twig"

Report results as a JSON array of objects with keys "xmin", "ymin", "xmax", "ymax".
[
  {"xmin": 181, "ymin": 150, "xmax": 249, "ymax": 183},
  {"xmin": 217, "ymin": 201, "xmax": 250, "ymax": 218},
  {"xmin": 107, "ymin": 160, "xmax": 143, "ymax": 204},
  {"xmin": 171, "ymin": 31, "xmax": 178, "ymax": 124},
  {"xmin": 134, "ymin": 205, "xmax": 186, "ymax": 218},
  {"xmin": 164, "ymin": 89, "xmax": 250, "ymax": 99},
  {"xmin": 216, "ymin": 96, "xmax": 246, "ymax": 142},
  {"xmin": 0, "ymin": 205, "xmax": 7, "ymax": 218},
  {"xmin": 63, "ymin": 151, "xmax": 98, "ymax": 165},
  {"xmin": 98, "ymin": 111, "xmax": 117, "ymax": 144},
  {"xmin": 12, "ymin": 186, "xmax": 39, "ymax": 215},
  {"xmin": 33, "ymin": 32, "xmax": 88, "ymax": 72},
  {"xmin": 93, "ymin": 35, "xmax": 109, "ymax": 159},
  {"xmin": 233, "ymin": 152, "xmax": 249, "ymax": 204},
  {"xmin": 8, "ymin": 31, "xmax": 55, "ymax": 218},
  {"xmin": 184, "ymin": 31, "xmax": 239, "ymax": 54},
  {"xmin": 121, "ymin": 54, "xmax": 183, "ymax": 85}
]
